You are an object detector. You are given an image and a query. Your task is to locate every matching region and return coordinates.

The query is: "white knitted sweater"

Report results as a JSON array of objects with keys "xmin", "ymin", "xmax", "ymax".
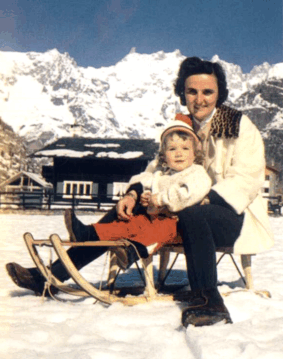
[{"xmin": 128, "ymin": 161, "xmax": 212, "ymax": 212}]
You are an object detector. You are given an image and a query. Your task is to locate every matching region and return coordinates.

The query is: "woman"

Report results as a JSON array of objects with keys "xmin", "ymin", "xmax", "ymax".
[
  {"xmin": 6, "ymin": 57, "xmax": 273, "ymax": 328},
  {"xmin": 117, "ymin": 57, "xmax": 274, "ymax": 327}
]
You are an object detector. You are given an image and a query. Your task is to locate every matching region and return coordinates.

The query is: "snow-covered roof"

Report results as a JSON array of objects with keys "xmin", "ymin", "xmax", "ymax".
[
  {"xmin": 0, "ymin": 171, "xmax": 53, "ymax": 189},
  {"xmin": 32, "ymin": 137, "xmax": 158, "ymax": 161}
]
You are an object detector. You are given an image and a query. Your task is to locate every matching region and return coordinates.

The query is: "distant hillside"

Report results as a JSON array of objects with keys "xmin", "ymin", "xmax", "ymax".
[{"xmin": 0, "ymin": 117, "xmax": 27, "ymax": 183}]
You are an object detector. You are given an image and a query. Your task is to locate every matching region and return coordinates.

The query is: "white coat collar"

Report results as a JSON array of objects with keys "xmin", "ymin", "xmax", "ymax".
[{"xmin": 193, "ymin": 108, "xmax": 217, "ymax": 130}]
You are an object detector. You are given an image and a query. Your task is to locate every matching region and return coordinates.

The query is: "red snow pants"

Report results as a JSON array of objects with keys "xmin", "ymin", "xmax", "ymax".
[{"xmin": 93, "ymin": 214, "xmax": 180, "ymax": 253}]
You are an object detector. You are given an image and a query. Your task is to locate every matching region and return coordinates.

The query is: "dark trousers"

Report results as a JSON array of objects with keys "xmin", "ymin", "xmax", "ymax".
[{"xmin": 177, "ymin": 204, "xmax": 244, "ymax": 291}]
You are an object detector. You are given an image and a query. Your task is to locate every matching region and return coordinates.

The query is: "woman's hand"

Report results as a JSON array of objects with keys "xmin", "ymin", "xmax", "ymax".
[{"xmin": 116, "ymin": 191, "xmax": 137, "ymax": 221}]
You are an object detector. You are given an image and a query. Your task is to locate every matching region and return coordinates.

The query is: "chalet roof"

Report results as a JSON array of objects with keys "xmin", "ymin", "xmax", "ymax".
[
  {"xmin": 32, "ymin": 137, "xmax": 159, "ymax": 161},
  {"xmin": 0, "ymin": 171, "xmax": 53, "ymax": 189}
]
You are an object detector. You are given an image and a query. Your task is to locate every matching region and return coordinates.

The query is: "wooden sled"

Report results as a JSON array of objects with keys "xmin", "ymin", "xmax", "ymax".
[
  {"xmin": 23, "ymin": 232, "xmax": 191, "ymax": 305},
  {"xmin": 24, "ymin": 232, "xmax": 271, "ymax": 305}
]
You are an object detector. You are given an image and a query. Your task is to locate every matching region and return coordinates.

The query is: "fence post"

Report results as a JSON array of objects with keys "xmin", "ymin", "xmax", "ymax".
[
  {"xmin": 22, "ymin": 192, "xmax": 25, "ymax": 210},
  {"xmin": 72, "ymin": 193, "xmax": 74, "ymax": 210},
  {"xmin": 48, "ymin": 192, "xmax": 52, "ymax": 210}
]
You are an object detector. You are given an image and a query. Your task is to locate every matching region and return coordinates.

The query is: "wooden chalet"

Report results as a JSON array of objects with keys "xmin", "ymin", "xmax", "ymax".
[
  {"xmin": 0, "ymin": 171, "xmax": 53, "ymax": 209},
  {"xmin": 32, "ymin": 137, "xmax": 159, "ymax": 205},
  {"xmin": 263, "ymin": 163, "xmax": 280, "ymax": 197},
  {"xmin": 263, "ymin": 163, "xmax": 282, "ymax": 214}
]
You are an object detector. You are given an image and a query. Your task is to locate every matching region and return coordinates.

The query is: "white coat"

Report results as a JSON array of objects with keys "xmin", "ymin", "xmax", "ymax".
[
  {"xmin": 205, "ymin": 114, "xmax": 274, "ymax": 254},
  {"xmin": 143, "ymin": 114, "xmax": 274, "ymax": 254}
]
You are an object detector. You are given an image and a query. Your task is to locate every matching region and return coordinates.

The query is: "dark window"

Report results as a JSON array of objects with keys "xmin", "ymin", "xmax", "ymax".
[{"xmin": 66, "ymin": 184, "xmax": 71, "ymax": 195}]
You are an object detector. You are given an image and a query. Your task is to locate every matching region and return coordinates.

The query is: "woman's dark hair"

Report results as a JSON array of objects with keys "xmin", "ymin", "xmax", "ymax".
[{"xmin": 174, "ymin": 57, "xmax": 229, "ymax": 107}]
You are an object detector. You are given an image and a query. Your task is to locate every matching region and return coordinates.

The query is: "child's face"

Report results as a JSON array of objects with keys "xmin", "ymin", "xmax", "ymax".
[{"xmin": 164, "ymin": 133, "xmax": 196, "ymax": 172}]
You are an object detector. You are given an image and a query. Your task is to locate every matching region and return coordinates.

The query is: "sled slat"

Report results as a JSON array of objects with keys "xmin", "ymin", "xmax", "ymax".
[{"xmin": 29, "ymin": 239, "xmax": 129, "ymax": 247}]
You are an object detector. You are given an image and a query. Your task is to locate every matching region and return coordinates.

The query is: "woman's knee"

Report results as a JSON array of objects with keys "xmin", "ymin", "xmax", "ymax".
[{"xmin": 177, "ymin": 204, "xmax": 206, "ymax": 223}]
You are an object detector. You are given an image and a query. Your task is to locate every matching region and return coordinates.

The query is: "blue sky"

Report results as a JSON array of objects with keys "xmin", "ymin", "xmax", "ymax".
[{"xmin": 0, "ymin": 0, "xmax": 282, "ymax": 73}]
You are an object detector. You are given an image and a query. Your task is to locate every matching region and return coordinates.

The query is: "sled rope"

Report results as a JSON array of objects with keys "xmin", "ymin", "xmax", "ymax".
[
  {"xmin": 93, "ymin": 250, "xmax": 110, "ymax": 306},
  {"xmin": 41, "ymin": 247, "xmax": 61, "ymax": 302},
  {"xmin": 100, "ymin": 250, "xmax": 110, "ymax": 291},
  {"xmin": 122, "ymin": 239, "xmax": 155, "ymax": 290},
  {"xmin": 41, "ymin": 246, "xmax": 52, "ymax": 301}
]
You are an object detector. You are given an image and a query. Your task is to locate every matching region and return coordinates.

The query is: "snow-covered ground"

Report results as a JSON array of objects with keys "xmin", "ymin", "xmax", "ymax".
[{"xmin": 1, "ymin": 213, "xmax": 283, "ymax": 359}]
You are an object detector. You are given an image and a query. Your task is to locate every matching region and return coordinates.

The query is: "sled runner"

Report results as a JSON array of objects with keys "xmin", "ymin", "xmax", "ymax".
[
  {"xmin": 23, "ymin": 232, "xmax": 271, "ymax": 305},
  {"xmin": 24, "ymin": 232, "xmax": 90, "ymax": 298}
]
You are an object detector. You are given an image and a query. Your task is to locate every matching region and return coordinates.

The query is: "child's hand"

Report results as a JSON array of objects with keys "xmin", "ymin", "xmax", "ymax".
[
  {"xmin": 147, "ymin": 194, "xmax": 160, "ymax": 215},
  {"xmin": 148, "ymin": 194, "xmax": 159, "ymax": 208},
  {"xmin": 140, "ymin": 191, "xmax": 151, "ymax": 207},
  {"xmin": 200, "ymin": 196, "xmax": 210, "ymax": 205}
]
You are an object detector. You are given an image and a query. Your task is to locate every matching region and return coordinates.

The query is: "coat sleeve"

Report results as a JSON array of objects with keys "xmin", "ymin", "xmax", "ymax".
[
  {"xmin": 126, "ymin": 171, "xmax": 154, "ymax": 192},
  {"xmin": 125, "ymin": 158, "xmax": 160, "ymax": 191},
  {"xmin": 155, "ymin": 165, "xmax": 212, "ymax": 212},
  {"xmin": 144, "ymin": 158, "xmax": 160, "ymax": 173},
  {"xmin": 212, "ymin": 115, "xmax": 266, "ymax": 214}
]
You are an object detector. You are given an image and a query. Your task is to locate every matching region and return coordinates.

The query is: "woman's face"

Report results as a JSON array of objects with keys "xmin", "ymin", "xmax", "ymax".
[{"xmin": 184, "ymin": 74, "xmax": 219, "ymax": 122}]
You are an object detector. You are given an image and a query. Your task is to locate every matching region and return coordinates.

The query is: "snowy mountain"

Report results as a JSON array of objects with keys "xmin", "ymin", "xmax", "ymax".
[
  {"xmin": 0, "ymin": 48, "xmax": 185, "ymax": 151},
  {"xmin": 0, "ymin": 48, "xmax": 283, "ymax": 173},
  {"xmin": 0, "ymin": 117, "xmax": 27, "ymax": 183},
  {"xmin": 231, "ymin": 69, "xmax": 283, "ymax": 172},
  {"xmin": 0, "ymin": 117, "xmax": 49, "ymax": 183}
]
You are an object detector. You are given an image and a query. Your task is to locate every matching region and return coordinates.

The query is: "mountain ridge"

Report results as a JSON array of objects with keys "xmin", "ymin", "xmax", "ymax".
[{"xmin": 0, "ymin": 48, "xmax": 283, "ymax": 182}]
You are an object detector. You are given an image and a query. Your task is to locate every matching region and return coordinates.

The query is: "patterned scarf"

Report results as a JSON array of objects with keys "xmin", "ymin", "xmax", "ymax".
[
  {"xmin": 210, "ymin": 105, "xmax": 242, "ymax": 138},
  {"xmin": 175, "ymin": 105, "xmax": 242, "ymax": 139}
]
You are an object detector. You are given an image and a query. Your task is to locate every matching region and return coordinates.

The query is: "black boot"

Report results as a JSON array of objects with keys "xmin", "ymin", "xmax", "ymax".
[
  {"xmin": 64, "ymin": 209, "xmax": 138, "ymax": 272},
  {"xmin": 182, "ymin": 288, "xmax": 232, "ymax": 328},
  {"xmin": 6, "ymin": 262, "xmax": 58, "ymax": 296},
  {"xmin": 64, "ymin": 209, "xmax": 98, "ymax": 242}
]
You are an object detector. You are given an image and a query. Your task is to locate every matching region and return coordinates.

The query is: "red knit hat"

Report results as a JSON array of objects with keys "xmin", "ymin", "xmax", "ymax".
[
  {"xmin": 160, "ymin": 120, "xmax": 200, "ymax": 147},
  {"xmin": 175, "ymin": 113, "xmax": 193, "ymax": 127}
]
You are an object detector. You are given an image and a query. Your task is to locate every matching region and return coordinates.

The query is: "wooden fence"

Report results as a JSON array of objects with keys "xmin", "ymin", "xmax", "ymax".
[
  {"xmin": 0, "ymin": 191, "xmax": 119, "ymax": 211},
  {"xmin": 1, "ymin": 191, "xmax": 281, "ymax": 215}
]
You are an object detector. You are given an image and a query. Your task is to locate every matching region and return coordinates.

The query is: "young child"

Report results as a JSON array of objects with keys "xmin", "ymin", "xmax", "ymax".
[{"xmin": 65, "ymin": 120, "xmax": 212, "ymax": 269}]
